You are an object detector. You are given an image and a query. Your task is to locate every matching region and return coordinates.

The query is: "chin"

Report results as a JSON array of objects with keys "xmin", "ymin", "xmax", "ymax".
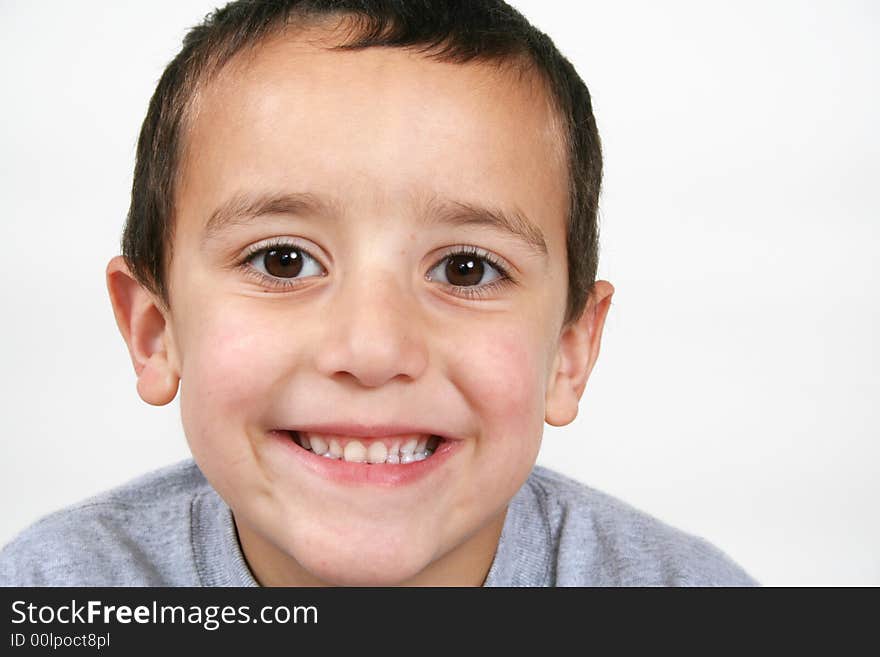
[
  {"xmin": 296, "ymin": 546, "xmax": 433, "ymax": 587},
  {"xmin": 274, "ymin": 507, "xmax": 448, "ymax": 586}
]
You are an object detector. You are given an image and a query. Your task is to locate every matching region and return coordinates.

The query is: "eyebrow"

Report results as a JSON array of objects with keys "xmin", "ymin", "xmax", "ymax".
[
  {"xmin": 423, "ymin": 197, "xmax": 548, "ymax": 257},
  {"xmin": 204, "ymin": 191, "xmax": 337, "ymax": 240},
  {"xmin": 203, "ymin": 190, "xmax": 548, "ymax": 256}
]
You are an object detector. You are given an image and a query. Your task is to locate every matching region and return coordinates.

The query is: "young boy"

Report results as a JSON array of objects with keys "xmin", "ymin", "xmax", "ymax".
[{"xmin": 1, "ymin": 0, "xmax": 755, "ymax": 586}]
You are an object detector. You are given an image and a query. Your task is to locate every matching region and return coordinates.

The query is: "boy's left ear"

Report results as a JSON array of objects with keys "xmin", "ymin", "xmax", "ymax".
[{"xmin": 545, "ymin": 280, "xmax": 614, "ymax": 426}]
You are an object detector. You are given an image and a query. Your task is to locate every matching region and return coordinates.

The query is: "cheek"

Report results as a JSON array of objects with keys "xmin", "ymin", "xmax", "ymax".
[
  {"xmin": 175, "ymin": 307, "xmax": 294, "ymax": 452},
  {"xmin": 451, "ymin": 325, "xmax": 548, "ymax": 443}
]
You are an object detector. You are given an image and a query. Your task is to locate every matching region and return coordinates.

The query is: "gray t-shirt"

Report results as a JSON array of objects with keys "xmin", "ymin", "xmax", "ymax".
[{"xmin": 0, "ymin": 459, "xmax": 756, "ymax": 586}]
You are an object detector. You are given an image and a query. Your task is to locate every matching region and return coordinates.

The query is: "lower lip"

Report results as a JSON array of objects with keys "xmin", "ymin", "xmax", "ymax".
[{"xmin": 267, "ymin": 431, "xmax": 461, "ymax": 487}]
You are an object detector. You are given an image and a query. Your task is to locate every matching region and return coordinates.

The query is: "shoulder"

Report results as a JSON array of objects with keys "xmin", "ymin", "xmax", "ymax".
[
  {"xmin": 0, "ymin": 459, "xmax": 210, "ymax": 586},
  {"xmin": 525, "ymin": 466, "xmax": 758, "ymax": 586}
]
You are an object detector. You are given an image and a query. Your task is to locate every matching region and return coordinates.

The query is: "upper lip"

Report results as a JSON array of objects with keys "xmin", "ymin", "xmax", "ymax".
[{"xmin": 285, "ymin": 422, "xmax": 455, "ymax": 440}]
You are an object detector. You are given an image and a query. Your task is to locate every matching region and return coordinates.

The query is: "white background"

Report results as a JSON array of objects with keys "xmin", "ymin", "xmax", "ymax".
[{"xmin": 1, "ymin": 1, "xmax": 877, "ymax": 585}]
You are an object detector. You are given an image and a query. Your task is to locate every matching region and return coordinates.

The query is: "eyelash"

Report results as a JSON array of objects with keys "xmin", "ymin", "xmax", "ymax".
[
  {"xmin": 236, "ymin": 239, "xmax": 514, "ymax": 300},
  {"xmin": 430, "ymin": 245, "xmax": 513, "ymax": 300}
]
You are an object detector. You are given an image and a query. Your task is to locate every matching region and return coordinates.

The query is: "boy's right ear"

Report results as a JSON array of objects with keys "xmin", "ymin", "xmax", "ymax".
[{"xmin": 106, "ymin": 256, "xmax": 180, "ymax": 406}]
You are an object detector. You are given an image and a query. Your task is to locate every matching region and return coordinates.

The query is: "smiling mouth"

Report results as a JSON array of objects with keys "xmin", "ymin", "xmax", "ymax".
[{"xmin": 286, "ymin": 431, "xmax": 442, "ymax": 464}]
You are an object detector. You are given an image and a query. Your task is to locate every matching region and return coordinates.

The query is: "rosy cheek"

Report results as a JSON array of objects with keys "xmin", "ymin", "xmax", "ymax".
[
  {"xmin": 177, "ymin": 311, "xmax": 285, "ymax": 440},
  {"xmin": 453, "ymin": 327, "xmax": 546, "ymax": 444}
]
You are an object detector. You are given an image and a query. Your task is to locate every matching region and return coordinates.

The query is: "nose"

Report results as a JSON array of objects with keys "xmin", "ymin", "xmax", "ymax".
[{"xmin": 314, "ymin": 270, "xmax": 429, "ymax": 388}]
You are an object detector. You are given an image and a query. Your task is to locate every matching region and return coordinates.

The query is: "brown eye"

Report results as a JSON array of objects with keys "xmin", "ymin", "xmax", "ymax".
[
  {"xmin": 263, "ymin": 247, "xmax": 304, "ymax": 278},
  {"xmin": 426, "ymin": 249, "xmax": 506, "ymax": 293},
  {"xmin": 445, "ymin": 254, "xmax": 484, "ymax": 286}
]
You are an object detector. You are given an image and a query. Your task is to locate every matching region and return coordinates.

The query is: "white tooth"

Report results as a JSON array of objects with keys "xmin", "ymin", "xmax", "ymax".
[
  {"xmin": 413, "ymin": 452, "xmax": 426, "ymax": 462},
  {"xmin": 299, "ymin": 434, "xmax": 311, "ymax": 450},
  {"xmin": 367, "ymin": 441, "xmax": 388, "ymax": 464},
  {"xmin": 388, "ymin": 439, "xmax": 401, "ymax": 460},
  {"xmin": 309, "ymin": 435, "xmax": 328, "ymax": 456},
  {"xmin": 343, "ymin": 440, "xmax": 367, "ymax": 463},
  {"xmin": 329, "ymin": 439, "xmax": 343, "ymax": 459},
  {"xmin": 400, "ymin": 438, "xmax": 417, "ymax": 456},
  {"xmin": 386, "ymin": 453, "xmax": 400, "ymax": 464},
  {"xmin": 416, "ymin": 436, "xmax": 428, "ymax": 453},
  {"xmin": 400, "ymin": 454, "xmax": 414, "ymax": 464}
]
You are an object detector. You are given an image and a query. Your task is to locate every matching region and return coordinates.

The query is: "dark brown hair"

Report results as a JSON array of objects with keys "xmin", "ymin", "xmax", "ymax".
[{"xmin": 123, "ymin": 0, "xmax": 602, "ymax": 324}]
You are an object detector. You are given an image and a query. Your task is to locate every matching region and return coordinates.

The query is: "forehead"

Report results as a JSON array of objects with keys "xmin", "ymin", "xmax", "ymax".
[{"xmin": 175, "ymin": 26, "xmax": 569, "ymax": 248}]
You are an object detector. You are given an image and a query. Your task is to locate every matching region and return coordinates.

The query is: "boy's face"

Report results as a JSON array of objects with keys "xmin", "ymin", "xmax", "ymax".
[{"xmin": 116, "ymin": 27, "xmax": 612, "ymax": 585}]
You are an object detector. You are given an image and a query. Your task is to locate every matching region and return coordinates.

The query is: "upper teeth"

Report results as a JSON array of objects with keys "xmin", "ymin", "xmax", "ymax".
[{"xmin": 295, "ymin": 433, "xmax": 439, "ymax": 464}]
